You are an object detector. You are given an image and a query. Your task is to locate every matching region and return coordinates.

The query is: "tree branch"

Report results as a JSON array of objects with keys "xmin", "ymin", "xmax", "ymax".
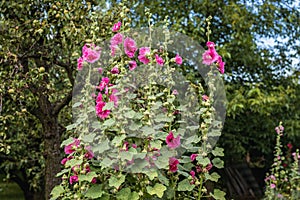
[{"xmin": 52, "ymin": 90, "xmax": 72, "ymax": 116}]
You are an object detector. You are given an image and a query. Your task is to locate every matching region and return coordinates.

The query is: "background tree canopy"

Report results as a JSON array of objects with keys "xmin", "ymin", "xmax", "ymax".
[{"xmin": 0, "ymin": 0, "xmax": 299, "ymax": 199}]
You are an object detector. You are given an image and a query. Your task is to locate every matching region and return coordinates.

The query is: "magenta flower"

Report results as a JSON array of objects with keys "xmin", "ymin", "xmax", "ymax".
[
  {"xmin": 91, "ymin": 177, "xmax": 97, "ymax": 184},
  {"xmin": 169, "ymin": 157, "xmax": 179, "ymax": 172},
  {"xmin": 270, "ymin": 183, "xmax": 276, "ymax": 189},
  {"xmin": 217, "ymin": 56, "xmax": 225, "ymax": 74},
  {"xmin": 95, "ymin": 101, "xmax": 110, "ymax": 119},
  {"xmin": 112, "ymin": 21, "xmax": 121, "ymax": 32},
  {"xmin": 69, "ymin": 175, "xmax": 78, "ymax": 184},
  {"xmin": 166, "ymin": 131, "xmax": 180, "ymax": 149},
  {"xmin": 61, "ymin": 158, "xmax": 68, "ymax": 165},
  {"xmin": 190, "ymin": 170, "xmax": 196, "ymax": 178},
  {"xmin": 96, "ymin": 93, "xmax": 102, "ymax": 103},
  {"xmin": 172, "ymin": 89, "xmax": 178, "ymax": 95},
  {"xmin": 138, "ymin": 47, "xmax": 151, "ymax": 64},
  {"xmin": 206, "ymin": 163, "xmax": 213, "ymax": 171},
  {"xmin": 111, "ymin": 66, "xmax": 119, "ymax": 74},
  {"xmin": 77, "ymin": 57, "xmax": 84, "ymax": 70},
  {"xmin": 110, "ymin": 33, "xmax": 123, "ymax": 45},
  {"xmin": 202, "ymin": 48, "xmax": 219, "ymax": 65},
  {"xmin": 124, "ymin": 37, "xmax": 137, "ymax": 58},
  {"xmin": 64, "ymin": 139, "xmax": 80, "ymax": 154},
  {"xmin": 155, "ymin": 54, "xmax": 164, "ymax": 66},
  {"xmin": 190, "ymin": 154, "xmax": 198, "ymax": 161},
  {"xmin": 82, "ymin": 44, "xmax": 101, "ymax": 63},
  {"xmin": 99, "ymin": 77, "xmax": 110, "ymax": 91},
  {"xmin": 206, "ymin": 41, "xmax": 216, "ymax": 49},
  {"xmin": 128, "ymin": 60, "xmax": 137, "ymax": 70},
  {"xmin": 98, "ymin": 67, "xmax": 103, "ymax": 74},
  {"xmin": 175, "ymin": 54, "xmax": 182, "ymax": 65},
  {"xmin": 202, "ymin": 95, "xmax": 209, "ymax": 101}
]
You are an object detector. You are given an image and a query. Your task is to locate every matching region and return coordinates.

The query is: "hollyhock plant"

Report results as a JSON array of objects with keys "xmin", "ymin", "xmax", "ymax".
[
  {"xmin": 155, "ymin": 54, "xmax": 164, "ymax": 66},
  {"xmin": 112, "ymin": 21, "xmax": 121, "ymax": 32},
  {"xmin": 166, "ymin": 131, "xmax": 180, "ymax": 149},
  {"xmin": 99, "ymin": 77, "xmax": 110, "ymax": 91},
  {"xmin": 111, "ymin": 66, "xmax": 120, "ymax": 74},
  {"xmin": 202, "ymin": 48, "xmax": 219, "ymax": 65},
  {"xmin": 124, "ymin": 37, "xmax": 137, "ymax": 58},
  {"xmin": 82, "ymin": 44, "xmax": 101, "ymax": 63},
  {"xmin": 174, "ymin": 54, "xmax": 182, "ymax": 65}
]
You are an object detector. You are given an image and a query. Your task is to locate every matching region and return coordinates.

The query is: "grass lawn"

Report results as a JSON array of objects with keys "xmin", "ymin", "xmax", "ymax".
[{"xmin": 0, "ymin": 174, "xmax": 25, "ymax": 200}]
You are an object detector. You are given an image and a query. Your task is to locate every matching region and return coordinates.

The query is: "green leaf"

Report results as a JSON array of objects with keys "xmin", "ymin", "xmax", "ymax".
[
  {"xmin": 85, "ymin": 184, "xmax": 104, "ymax": 199},
  {"xmin": 146, "ymin": 183, "xmax": 166, "ymax": 198},
  {"xmin": 129, "ymin": 121, "xmax": 142, "ymax": 131},
  {"xmin": 212, "ymin": 157, "xmax": 224, "ymax": 168},
  {"xmin": 78, "ymin": 171, "xmax": 97, "ymax": 182},
  {"xmin": 210, "ymin": 189, "xmax": 226, "ymax": 200},
  {"xmin": 120, "ymin": 151, "xmax": 134, "ymax": 161},
  {"xmin": 116, "ymin": 188, "xmax": 130, "ymax": 200},
  {"xmin": 124, "ymin": 110, "xmax": 136, "ymax": 118},
  {"xmin": 205, "ymin": 172, "xmax": 220, "ymax": 182},
  {"xmin": 93, "ymin": 139, "xmax": 110, "ymax": 154},
  {"xmin": 158, "ymin": 171, "xmax": 169, "ymax": 186},
  {"xmin": 109, "ymin": 174, "xmax": 126, "ymax": 189},
  {"xmin": 100, "ymin": 157, "xmax": 113, "ymax": 168},
  {"xmin": 60, "ymin": 138, "xmax": 75, "ymax": 147},
  {"xmin": 82, "ymin": 133, "xmax": 96, "ymax": 143},
  {"xmin": 212, "ymin": 147, "xmax": 224, "ymax": 157},
  {"xmin": 111, "ymin": 135, "xmax": 126, "ymax": 147},
  {"xmin": 55, "ymin": 168, "xmax": 69, "ymax": 177},
  {"xmin": 50, "ymin": 185, "xmax": 64, "ymax": 200},
  {"xmin": 65, "ymin": 158, "xmax": 83, "ymax": 167},
  {"xmin": 103, "ymin": 118, "xmax": 115, "ymax": 127},
  {"xmin": 150, "ymin": 140, "xmax": 162, "ymax": 149},
  {"xmin": 145, "ymin": 170, "xmax": 158, "ymax": 180},
  {"xmin": 196, "ymin": 157, "xmax": 210, "ymax": 166},
  {"xmin": 72, "ymin": 102, "xmax": 82, "ymax": 108},
  {"xmin": 154, "ymin": 114, "xmax": 173, "ymax": 123},
  {"xmin": 177, "ymin": 179, "xmax": 195, "ymax": 191},
  {"xmin": 102, "ymin": 102, "xmax": 114, "ymax": 110},
  {"xmin": 66, "ymin": 123, "xmax": 77, "ymax": 131}
]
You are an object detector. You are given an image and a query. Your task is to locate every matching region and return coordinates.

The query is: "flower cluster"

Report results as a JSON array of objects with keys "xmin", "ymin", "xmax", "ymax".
[
  {"xmin": 264, "ymin": 122, "xmax": 300, "ymax": 199},
  {"xmin": 60, "ymin": 138, "xmax": 97, "ymax": 187},
  {"xmin": 77, "ymin": 44, "xmax": 101, "ymax": 70},
  {"xmin": 202, "ymin": 41, "xmax": 225, "ymax": 74}
]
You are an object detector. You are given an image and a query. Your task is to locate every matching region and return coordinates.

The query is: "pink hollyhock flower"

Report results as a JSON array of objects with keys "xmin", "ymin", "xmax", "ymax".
[
  {"xmin": 166, "ymin": 131, "xmax": 180, "ymax": 149},
  {"xmin": 99, "ymin": 77, "xmax": 110, "ymax": 91},
  {"xmin": 190, "ymin": 154, "xmax": 198, "ymax": 161},
  {"xmin": 69, "ymin": 175, "xmax": 78, "ymax": 184},
  {"xmin": 206, "ymin": 41, "xmax": 216, "ymax": 49},
  {"xmin": 217, "ymin": 56, "xmax": 225, "ymax": 74},
  {"xmin": 169, "ymin": 157, "xmax": 179, "ymax": 172},
  {"xmin": 270, "ymin": 183, "xmax": 276, "ymax": 189},
  {"xmin": 128, "ymin": 60, "xmax": 137, "ymax": 70},
  {"xmin": 132, "ymin": 144, "xmax": 137, "ymax": 148},
  {"xmin": 172, "ymin": 89, "xmax": 178, "ymax": 95},
  {"xmin": 111, "ymin": 66, "xmax": 119, "ymax": 74},
  {"xmin": 110, "ymin": 44, "xmax": 117, "ymax": 57},
  {"xmin": 138, "ymin": 47, "xmax": 151, "ymax": 64},
  {"xmin": 155, "ymin": 54, "xmax": 164, "ymax": 66},
  {"xmin": 84, "ymin": 146, "xmax": 94, "ymax": 159},
  {"xmin": 202, "ymin": 95, "xmax": 209, "ymax": 101},
  {"xmin": 175, "ymin": 54, "xmax": 182, "ymax": 65},
  {"xmin": 64, "ymin": 139, "xmax": 80, "ymax": 154},
  {"xmin": 77, "ymin": 57, "xmax": 84, "ymax": 70},
  {"xmin": 61, "ymin": 158, "xmax": 68, "ymax": 165},
  {"xmin": 196, "ymin": 165, "xmax": 202, "ymax": 173},
  {"xmin": 96, "ymin": 93, "xmax": 102, "ymax": 103},
  {"xmin": 91, "ymin": 177, "xmax": 97, "ymax": 184},
  {"xmin": 82, "ymin": 44, "xmax": 101, "ymax": 63},
  {"xmin": 279, "ymin": 125, "xmax": 284, "ymax": 131},
  {"xmin": 110, "ymin": 33, "xmax": 123, "ymax": 45},
  {"xmin": 95, "ymin": 101, "xmax": 110, "ymax": 119},
  {"xmin": 190, "ymin": 170, "xmax": 196, "ymax": 178},
  {"xmin": 112, "ymin": 21, "xmax": 121, "ymax": 32},
  {"xmin": 206, "ymin": 163, "xmax": 213, "ymax": 171},
  {"xmin": 124, "ymin": 37, "xmax": 137, "ymax": 58},
  {"xmin": 202, "ymin": 48, "xmax": 219, "ymax": 65}
]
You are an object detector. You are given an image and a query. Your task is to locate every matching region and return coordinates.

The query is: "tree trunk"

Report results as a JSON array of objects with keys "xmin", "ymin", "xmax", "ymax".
[{"xmin": 43, "ymin": 116, "xmax": 62, "ymax": 200}]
